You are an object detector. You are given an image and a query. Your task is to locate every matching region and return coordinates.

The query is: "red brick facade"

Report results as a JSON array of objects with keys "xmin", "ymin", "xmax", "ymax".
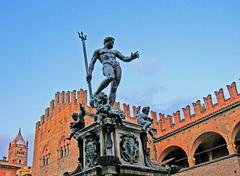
[
  {"xmin": 0, "ymin": 160, "xmax": 19, "ymax": 176},
  {"xmin": 0, "ymin": 161, "xmax": 20, "ymax": 176},
  {"xmin": 153, "ymin": 82, "xmax": 240, "ymax": 170},
  {"xmin": 32, "ymin": 90, "xmax": 94, "ymax": 176},
  {"xmin": 32, "ymin": 83, "xmax": 240, "ymax": 176}
]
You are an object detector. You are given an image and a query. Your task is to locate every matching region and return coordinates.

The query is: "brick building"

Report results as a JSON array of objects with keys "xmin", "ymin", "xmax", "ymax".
[
  {"xmin": 0, "ymin": 129, "xmax": 29, "ymax": 176},
  {"xmin": 0, "ymin": 159, "xmax": 20, "ymax": 176},
  {"xmin": 32, "ymin": 82, "xmax": 240, "ymax": 176},
  {"xmin": 32, "ymin": 90, "xmax": 94, "ymax": 176}
]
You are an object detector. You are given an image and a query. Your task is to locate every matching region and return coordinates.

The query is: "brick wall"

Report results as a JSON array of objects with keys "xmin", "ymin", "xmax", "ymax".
[{"xmin": 174, "ymin": 154, "xmax": 240, "ymax": 176}]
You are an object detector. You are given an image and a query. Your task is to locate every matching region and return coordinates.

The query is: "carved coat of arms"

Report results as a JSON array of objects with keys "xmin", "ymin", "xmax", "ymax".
[
  {"xmin": 120, "ymin": 133, "xmax": 139, "ymax": 164},
  {"xmin": 85, "ymin": 135, "xmax": 99, "ymax": 167}
]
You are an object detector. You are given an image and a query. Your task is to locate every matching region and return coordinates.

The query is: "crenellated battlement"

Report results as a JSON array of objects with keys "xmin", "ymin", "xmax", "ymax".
[
  {"xmin": 36, "ymin": 82, "xmax": 240, "ymax": 138},
  {"xmin": 36, "ymin": 89, "xmax": 88, "ymax": 128},
  {"xmin": 155, "ymin": 82, "xmax": 240, "ymax": 137},
  {"xmin": 104, "ymin": 82, "xmax": 240, "ymax": 137}
]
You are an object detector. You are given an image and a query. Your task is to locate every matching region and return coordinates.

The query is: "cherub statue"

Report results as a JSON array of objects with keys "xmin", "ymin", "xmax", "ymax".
[
  {"xmin": 93, "ymin": 92, "xmax": 125, "ymax": 126},
  {"xmin": 136, "ymin": 106, "xmax": 156, "ymax": 138},
  {"xmin": 66, "ymin": 104, "xmax": 85, "ymax": 140},
  {"xmin": 137, "ymin": 106, "xmax": 152, "ymax": 130}
]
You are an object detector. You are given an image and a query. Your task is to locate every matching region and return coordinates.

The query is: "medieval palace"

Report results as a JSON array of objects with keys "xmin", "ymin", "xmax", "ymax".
[{"xmin": 32, "ymin": 82, "xmax": 240, "ymax": 176}]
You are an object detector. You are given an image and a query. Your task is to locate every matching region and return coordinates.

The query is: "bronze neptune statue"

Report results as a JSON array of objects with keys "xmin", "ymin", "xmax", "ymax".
[{"xmin": 87, "ymin": 37, "xmax": 139, "ymax": 106}]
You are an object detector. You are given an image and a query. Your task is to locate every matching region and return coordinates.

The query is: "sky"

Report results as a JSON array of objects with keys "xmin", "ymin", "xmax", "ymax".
[{"xmin": 0, "ymin": 0, "xmax": 240, "ymax": 166}]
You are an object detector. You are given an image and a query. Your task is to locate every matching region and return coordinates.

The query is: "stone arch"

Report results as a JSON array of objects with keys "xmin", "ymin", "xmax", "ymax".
[
  {"xmin": 58, "ymin": 136, "xmax": 69, "ymax": 148},
  {"xmin": 191, "ymin": 131, "xmax": 229, "ymax": 165},
  {"xmin": 42, "ymin": 144, "xmax": 49, "ymax": 155},
  {"xmin": 158, "ymin": 145, "xmax": 189, "ymax": 168},
  {"xmin": 232, "ymin": 122, "xmax": 240, "ymax": 153}
]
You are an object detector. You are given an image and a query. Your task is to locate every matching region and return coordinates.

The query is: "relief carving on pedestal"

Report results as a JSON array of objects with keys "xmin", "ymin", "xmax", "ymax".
[
  {"xmin": 120, "ymin": 133, "xmax": 139, "ymax": 164},
  {"xmin": 85, "ymin": 134, "xmax": 99, "ymax": 167}
]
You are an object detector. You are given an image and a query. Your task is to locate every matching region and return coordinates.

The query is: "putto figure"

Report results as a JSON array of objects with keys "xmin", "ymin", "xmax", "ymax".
[
  {"xmin": 136, "ymin": 106, "xmax": 152, "ymax": 130},
  {"xmin": 93, "ymin": 92, "xmax": 125, "ymax": 126},
  {"xmin": 136, "ymin": 106, "xmax": 156, "ymax": 138},
  {"xmin": 87, "ymin": 37, "xmax": 139, "ymax": 106},
  {"xmin": 66, "ymin": 104, "xmax": 85, "ymax": 140}
]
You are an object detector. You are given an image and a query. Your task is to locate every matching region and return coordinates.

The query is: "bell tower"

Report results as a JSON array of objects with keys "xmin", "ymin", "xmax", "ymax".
[{"xmin": 8, "ymin": 128, "xmax": 28, "ymax": 166}]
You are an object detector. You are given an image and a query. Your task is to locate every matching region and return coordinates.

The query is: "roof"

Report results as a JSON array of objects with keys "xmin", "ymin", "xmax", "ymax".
[
  {"xmin": 0, "ymin": 160, "xmax": 20, "ymax": 169},
  {"xmin": 11, "ymin": 128, "xmax": 26, "ymax": 145}
]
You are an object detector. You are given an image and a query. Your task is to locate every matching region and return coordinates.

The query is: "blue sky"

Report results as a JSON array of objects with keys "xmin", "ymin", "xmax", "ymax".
[{"xmin": 0, "ymin": 0, "xmax": 240, "ymax": 165}]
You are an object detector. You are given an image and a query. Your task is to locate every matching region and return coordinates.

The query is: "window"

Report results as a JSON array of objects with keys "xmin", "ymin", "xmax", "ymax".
[
  {"xmin": 58, "ymin": 137, "xmax": 70, "ymax": 159},
  {"xmin": 42, "ymin": 153, "xmax": 50, "ymax": 166},
  {"xmin": 59, "ymin": 145, "xmax": 69, "ymax": 159},
  {"xmin": 60, "ymin": 147, "xmax": 63, "ymax": 158},
  {"xmin": 42, "ymin": 146, "xmax": 50, "ymax": 167}
]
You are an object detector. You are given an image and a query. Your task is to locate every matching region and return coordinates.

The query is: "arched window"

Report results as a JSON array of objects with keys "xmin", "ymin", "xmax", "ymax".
[
  {"xmin": 193, "ymin": 132, "xmax": 229, "ymax": 165},
  {"xmin": 42, "ymin": 156, "xmax": 45, "ymax": 166},
  {"xmin": 64, "ymin": 146, "xmax": 67, "ymax": 156},
  {"xmin": 58, "ymin": 136, "xmax": 70, "ymax": 159},
  {"xmin": 66, "ymin": 144, "xmax": 69, "ymax": 156},
  {"xmin": 42, "ymin": 145, "xmax": 50, "ymax": 166},
  {"xmin": 60, "ymin": 147, "xmax": 63, "ymax": 158},
  {"xmin": 46, "ymin": 156, "xmax": 48, "ymax": 165}
]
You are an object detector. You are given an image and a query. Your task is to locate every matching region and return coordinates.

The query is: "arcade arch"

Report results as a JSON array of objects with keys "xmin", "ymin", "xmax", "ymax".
[
  {"xmin": 232, "ymin": 122, "xmax": 240, "ymax": 153},
  {"xmin": 159, "ymin": 146, "xmax": 189, "ymax": 168},
  {"xmin": 192, "ymin": 132, "xmax": 229, "ymax": 165}
]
